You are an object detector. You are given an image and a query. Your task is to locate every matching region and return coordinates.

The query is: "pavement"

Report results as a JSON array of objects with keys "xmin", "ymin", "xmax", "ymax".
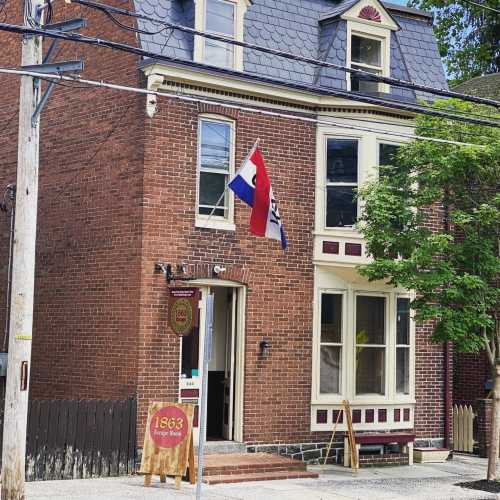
[{"xmin": 25, "ymin": 454, "xmax": 500, "ymax": 500}]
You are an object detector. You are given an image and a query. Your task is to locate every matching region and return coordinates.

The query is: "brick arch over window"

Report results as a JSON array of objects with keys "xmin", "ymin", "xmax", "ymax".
[{"xmin": 197, "ymin": 102, "xmax": 240, "ymax": 120}]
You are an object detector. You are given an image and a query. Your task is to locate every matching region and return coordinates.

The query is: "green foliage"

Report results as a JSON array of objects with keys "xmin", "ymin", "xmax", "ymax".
[
  {"xmin": 357, "ymin": 100, "xmax": 500, "ymax": 355},
  {"xmin": 409, "ymin": 0, "xmax": 499, "ymax": 84}
]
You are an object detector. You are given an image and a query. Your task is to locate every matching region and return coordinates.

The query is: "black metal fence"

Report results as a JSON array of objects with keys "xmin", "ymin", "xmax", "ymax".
[{"xmin": 0, "ymin": 398, "xmax": 137, "ymax": 481}]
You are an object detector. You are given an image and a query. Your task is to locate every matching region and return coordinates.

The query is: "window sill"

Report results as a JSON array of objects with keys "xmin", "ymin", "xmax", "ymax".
[{"xmin": 195, "ymin": 218, "xmax": 236, "ymax": 232}]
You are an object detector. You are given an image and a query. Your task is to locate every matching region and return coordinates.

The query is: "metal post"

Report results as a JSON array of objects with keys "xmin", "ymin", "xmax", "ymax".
[
  {"xmin": 1, "ymin": 0, "xmax": 43, "ymax": 497},
  {"xmin": 196, "ymin": 293, "xmax": 214, "ymax": 500}
]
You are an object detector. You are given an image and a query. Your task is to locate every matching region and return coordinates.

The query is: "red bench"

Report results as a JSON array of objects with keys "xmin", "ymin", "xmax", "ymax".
[{"xmin": 344, "ymin": 432, "xmax": 416, "ymax": 466}]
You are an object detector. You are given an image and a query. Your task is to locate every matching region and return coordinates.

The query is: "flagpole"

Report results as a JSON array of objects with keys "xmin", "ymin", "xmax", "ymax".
[{"xmin": 201, "ymin": 139, "xmax": 260, "ymax": 229}]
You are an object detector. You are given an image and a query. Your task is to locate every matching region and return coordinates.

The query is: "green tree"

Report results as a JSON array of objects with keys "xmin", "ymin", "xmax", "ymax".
[
  {"xmin": 357, "ymin": 100, "xmax": 499, "ymax": 479},
  {"xmin": 410, "ymin": 0, "xmax": 499, "ymax": 84}
]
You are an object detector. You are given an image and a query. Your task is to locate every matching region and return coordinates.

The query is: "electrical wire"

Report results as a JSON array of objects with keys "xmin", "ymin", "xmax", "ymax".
[
  {"xmin": 0, "ymin": 22, "xmax": 498, "ymax": 128},
  {"xmin": 0, "ymin": 66, "xmax": 490, "ymax": 147},
  {"xmin": 70, "ymin": 0, "xmax": 500, "ymax": 109},
  {"xmin": 460, "ymin": 0, "xmax": 500, "ymax": 14}
]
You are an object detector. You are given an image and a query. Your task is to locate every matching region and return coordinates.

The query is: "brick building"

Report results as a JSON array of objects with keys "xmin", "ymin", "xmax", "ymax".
[{"xmin": 0, "ymin": 0, "xmax": 452, "ymax": 462}]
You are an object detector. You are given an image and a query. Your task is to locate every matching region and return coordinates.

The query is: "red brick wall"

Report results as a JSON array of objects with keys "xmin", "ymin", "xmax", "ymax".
[
  {"xmin": 455, "ymin": 351, "xmax": 490, "ymax": 406},
  {"xmin": 0, "ymin": 0, "xmax": 145, "ymax": 399}
]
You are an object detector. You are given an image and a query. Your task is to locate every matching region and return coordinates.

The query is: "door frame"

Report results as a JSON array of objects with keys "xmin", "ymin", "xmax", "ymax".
[{"xmin": 188, "ymin": 279, "xmax": 246, "ymax": 443}]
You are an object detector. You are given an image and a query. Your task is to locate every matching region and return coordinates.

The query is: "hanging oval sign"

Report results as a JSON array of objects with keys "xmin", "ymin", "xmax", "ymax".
[{"xmin": 169, "ymin": 288, "xmax": 199, "ymax": 336}]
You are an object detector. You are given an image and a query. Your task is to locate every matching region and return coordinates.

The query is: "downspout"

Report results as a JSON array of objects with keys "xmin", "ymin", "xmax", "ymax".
[{"xmin": 443, "ymin": 195, "xmax": 452, "ymax": 452}]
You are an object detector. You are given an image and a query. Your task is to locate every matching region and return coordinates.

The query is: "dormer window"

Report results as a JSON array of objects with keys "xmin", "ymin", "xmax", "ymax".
[
  {"xmin": 194, "ymin": 0, "xmax": 249, "ymax": 71},
  {"xmin": 350, "ymin": 34, "xmax": 382, "ymax": 92},
  {"xmin": 204, "ymin": 0, "xmax": 236, "ymax": 68}
]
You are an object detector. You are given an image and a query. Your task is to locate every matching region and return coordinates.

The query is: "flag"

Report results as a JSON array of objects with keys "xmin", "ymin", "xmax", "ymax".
[{"xmin": 228, "ymin": 145, "xmax": 287, "ymax": 250}]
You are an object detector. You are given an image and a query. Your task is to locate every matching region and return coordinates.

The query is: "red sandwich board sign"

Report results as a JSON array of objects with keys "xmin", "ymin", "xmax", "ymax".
[
  {"xmin": 139, "ymin": 402, "xmax": 196, "ymax": 489},
  {"xmin": 168, "ymin": 288, "xmax": 199, "ymax": 337}
]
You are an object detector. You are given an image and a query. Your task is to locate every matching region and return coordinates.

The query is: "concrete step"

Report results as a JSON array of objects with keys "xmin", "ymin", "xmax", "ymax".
[
  {"xmin": 198, "ymin": 453, "xmax": 307, "ymax": 477},
  {"xmin": 203, "ymin": 469, "xmax": 319, "ymax": 485}
]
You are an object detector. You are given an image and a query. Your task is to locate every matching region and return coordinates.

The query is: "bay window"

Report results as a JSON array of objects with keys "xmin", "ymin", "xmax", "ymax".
[
  {"xmin": 320, "ymin": 293, "xmax": 343, "ymax": 394},
  {"xmin": 326, "ymin": 139, "xmax": 358, "ymax": 228},
  {"xmin": 355, "ymin": 295, "xmax": 386, "ymax": 395},
  {"xmin": 197, "ymin": 117, "xmax": 234, "ymax": 225},
  {"xmin": 396, "ymin": 297, "xmax": 410, "ymax": 395}
]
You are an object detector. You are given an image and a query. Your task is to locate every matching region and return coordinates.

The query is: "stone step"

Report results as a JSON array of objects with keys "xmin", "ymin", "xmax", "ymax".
[
  {"xmin": 203, "ymin": 469, "xmax": 319, "ymax": 485},
  {"xmin": 196, "ymin": 441, "xmax": 247, "ymax": 455}
]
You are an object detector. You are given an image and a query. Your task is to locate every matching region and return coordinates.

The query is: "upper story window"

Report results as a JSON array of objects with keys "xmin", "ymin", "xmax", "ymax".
[
  {"xmin": 196, "ymin": 116, "xmax": 235, "ymax": 229},
  {"xmin": 204, "ymin": 0, "xmax": 235, "ymax": 68},
  {"xmin": 378, "ymin": 142, "xmax": 401, "ymax": 178},
  {"xmin": 350, "ymin": 34, "xmax": 382, "ymax": 92},
  {"xmin": 326, "ymin": 138, "xmax": 358, "ymax": 228},
  {"xmin": 194, "ymin": 0, "xmax": 249, "ymax": 71}
]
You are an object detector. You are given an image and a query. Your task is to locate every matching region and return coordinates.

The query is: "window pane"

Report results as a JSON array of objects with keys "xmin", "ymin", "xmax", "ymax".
[
  {"xmin": 181, "ymin": 327, "xmax": 199, "ymax": 378},
  {"xmin": 321, "ymin": 294, "xmax": 342, "ymax": 343},
  {"xmin": 396, "ymin": 347, "xmax": 410, "ymax": 394},
  {"xmin": 199, "ymin": 172, "xmax": 227, "ymax": 216},
  {"xmin": 327, "ymin": 139, "xmax": 357, "ymax": 182},
  {"xmin": 351, "ymin": 65, "xmax": 380, "ymax": 93},
  {"xmin": 320, "ymin": 346, "xmax": 341, "ymax": 394},
  {"xmin": 206, "ymin": 0, "xmax": 234, "ymax": 35},
  {"xmin": 326, "ymin": 186, "xmax": 357, "ymax": 227},
  {"xmin": 352, "ymin": 35, "xmax": 381, "ymax": 66},
  {"xmin": 397, "ymin": 298, "xmax": 410, "ymax": 345},
  {"xmin": 379, "ymin": 143, "xmax": 400, "ymax": 167},
  {"xmin": 204, "ymin": 39, "xmax": 234, "ymax": 68},
  {"xmin": 356, "ymin": 296, "xmax": 385, "ymax": 345},
  {"xmin": 356, "ymin": 347, "xmax": 385, "ymax": 394},
  {"xmin": 200, "ymin": 121, "xmax": 231, "ymax": 170}
]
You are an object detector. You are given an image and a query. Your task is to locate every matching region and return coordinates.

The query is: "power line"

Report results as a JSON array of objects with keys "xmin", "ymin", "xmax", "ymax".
[
  {"xmin": 71, "ymin": 0, "xmax": 500, "ymax": 109},
  {"xmin": 0, "ymin": 66, "xmax": 489, "ymax": 148},
  {"xmin": 460, "ymin": 0, "xmax": 500, "ymax": 14},
  {"xmin": 0, "ymin": 22, "xmax": 498, "ymax": 128}
]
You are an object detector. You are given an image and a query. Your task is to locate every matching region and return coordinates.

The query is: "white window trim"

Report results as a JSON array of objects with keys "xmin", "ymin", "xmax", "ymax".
[
  {"xmin": 312, "ymin": 286, "xmax": 415, "ymax": 406},
  {"xmin": 194, "ymin": 0, "xmax": 250, "ymax": 71},
  {"xmin": 346, "ymin": 21, "xmax": 391, "ymax": 93},
  {"xmin": 196, "ymin": 114, "xmax": 236, "ymax": 231}
]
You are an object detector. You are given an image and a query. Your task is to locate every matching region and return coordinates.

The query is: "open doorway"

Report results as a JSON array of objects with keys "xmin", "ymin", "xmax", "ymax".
[
  {"xmin": 179, "ymin": 283, "xmax": 244, "ymax": 444},
  {"xmin": 206, "ymin": 287, "xmax": 234, "ymax": 440}
]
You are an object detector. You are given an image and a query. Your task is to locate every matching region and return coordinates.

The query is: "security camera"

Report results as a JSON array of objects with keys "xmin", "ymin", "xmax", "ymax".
[{"xmin": 213, "ymin": 265, "xmax": 226, "ymax": 276}]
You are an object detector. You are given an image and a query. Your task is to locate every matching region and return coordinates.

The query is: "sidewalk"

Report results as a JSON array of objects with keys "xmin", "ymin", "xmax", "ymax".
[{"xmin": 25, "ymin": 454, "xmax": 499, "ymax": 500}]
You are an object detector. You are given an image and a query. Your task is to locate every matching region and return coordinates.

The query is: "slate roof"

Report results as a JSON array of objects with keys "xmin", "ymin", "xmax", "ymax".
[{"xmin": 134, "ymin": 0, "xmax": 448, "ymax": 98}]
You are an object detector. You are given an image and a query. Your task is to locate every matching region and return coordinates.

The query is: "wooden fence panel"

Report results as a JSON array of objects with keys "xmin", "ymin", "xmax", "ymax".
[
  {"xmin": 453, "ymin": 404, "xmax": 475, "ymax": 453},
  {"xmin": 0, "ymin": 398, "xmax": 137, "ymax": 481}
]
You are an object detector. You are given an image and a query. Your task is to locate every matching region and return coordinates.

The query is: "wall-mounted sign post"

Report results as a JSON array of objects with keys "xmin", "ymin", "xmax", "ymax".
[
  {"xmin": 196, "ymin": 293, "xmax": 214, "ymax": 500},
  {"xmin": 139, "ymin": 402, "xmax": 196, "ymax": 489}
]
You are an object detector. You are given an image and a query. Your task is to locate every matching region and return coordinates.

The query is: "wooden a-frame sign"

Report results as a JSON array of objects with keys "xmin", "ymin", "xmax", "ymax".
[{"xmin": 139, "ymin": 402, "xmax": 196, "ymax": 489}]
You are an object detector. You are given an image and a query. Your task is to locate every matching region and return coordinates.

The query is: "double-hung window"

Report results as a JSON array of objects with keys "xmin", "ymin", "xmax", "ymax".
[
  {"xmin": 197, "ymin": 118, "xmax": 234, "ymax": 222},
  {"xmin": 396, "ymin": 297, "xmax": 410, "ymax": 395},
  {"xmin": 319, "ymin": 293, "xmax": 343, "ymax": 394},
  {"xmin": 355, "ymin": 295, "xmax": 386, "ymax": 395},
  {"xmin": 326, "ymin": 138, "xmax": 358, "ymax": 228},
  {"xmin": 378, "ymin": 142, "xmax": 400, "ymax": 178},
  {"xmin": 350, "ymin": 34, "xmax": 382, "ymax": 92},
  {"xmin": 204, "ymin": 0, "xmax": 235, "ymax": 68}
]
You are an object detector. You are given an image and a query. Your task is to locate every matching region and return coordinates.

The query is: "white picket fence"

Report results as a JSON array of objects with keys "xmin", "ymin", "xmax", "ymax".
[{"xmin": 453, "ymin": 404, "xmax": 475, "ymax": 453}]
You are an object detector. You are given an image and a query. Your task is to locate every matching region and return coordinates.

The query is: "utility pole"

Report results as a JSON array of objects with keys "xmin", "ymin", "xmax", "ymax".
[{"xmin": 1, "ymin": 0, "xmax": 43, "ymax": 497}]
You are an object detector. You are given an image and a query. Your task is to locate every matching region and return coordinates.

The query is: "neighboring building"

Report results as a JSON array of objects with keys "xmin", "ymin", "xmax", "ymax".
[
  {"xmin": 0, "ymin": 0, "xmax": 451, "ymax": 463},
  {"xmin": 452, "ymin": 73, "xmax": 498, "ymax": 407}
]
